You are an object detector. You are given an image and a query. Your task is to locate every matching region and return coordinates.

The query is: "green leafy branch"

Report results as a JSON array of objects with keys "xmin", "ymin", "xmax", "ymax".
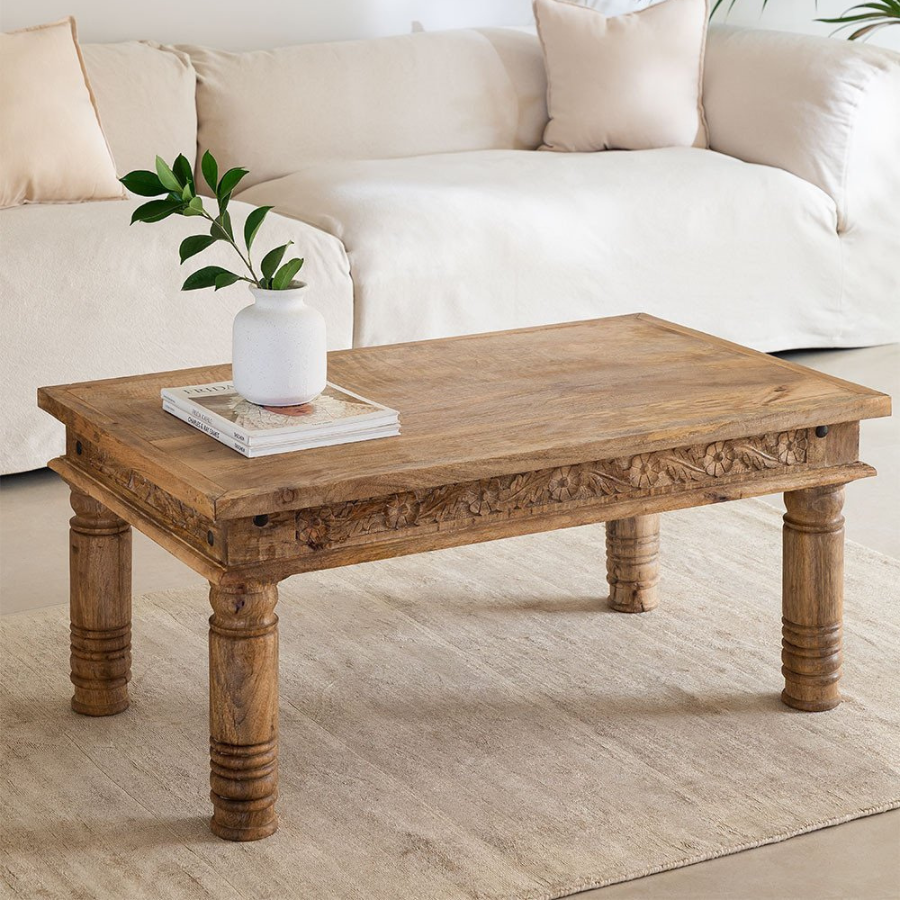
[
  {"xmin": 817, "ymin": 1, "xmax": 900, "ymax": 41},
  {"xmin": 710, "ymin": 0, "xmax": 900, "ymax": 40},
  {"xmin": 120, "ymin": 151, "xmax": 304, "ymax": 292}
]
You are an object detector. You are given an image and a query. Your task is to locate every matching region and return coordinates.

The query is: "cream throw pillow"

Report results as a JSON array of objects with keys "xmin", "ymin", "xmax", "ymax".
[
  {"xmin": 0, "ymin": 18, "xmax": 125, "ymax": 209},
  {"xmin": 534, "ymin": 0, "xmax": 709, "ymax": 152}
]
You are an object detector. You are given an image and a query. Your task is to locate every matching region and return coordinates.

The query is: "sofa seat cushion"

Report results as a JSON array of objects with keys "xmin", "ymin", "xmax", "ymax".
[
  {"xmin": 236, "ymin": 147, "xmax": 842, "ymax": 351},
  {"xmin": 0, "ymin": 200, "xmax": 353, "ymax": 475}
]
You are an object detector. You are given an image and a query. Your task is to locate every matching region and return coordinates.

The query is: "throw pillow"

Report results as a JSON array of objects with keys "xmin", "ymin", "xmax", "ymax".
[
  {"xmin": 534, "ymin": 0, "xmax": 709, "ymax": 152},
  {"xmin": 0, "ymin": 18, "xmax": 125, "ymax": 209}
]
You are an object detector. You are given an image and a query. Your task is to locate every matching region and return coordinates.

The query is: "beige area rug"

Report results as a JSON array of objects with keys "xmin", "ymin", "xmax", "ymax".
[{"xmin": 2, "ymin": 500, "xmax": 898, "ymax": 900}]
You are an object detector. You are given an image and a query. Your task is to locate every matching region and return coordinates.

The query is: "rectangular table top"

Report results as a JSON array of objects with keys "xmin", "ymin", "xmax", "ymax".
[{"xmin": 39, "ymin": 314, "xmax": 891, "ymax": 520}]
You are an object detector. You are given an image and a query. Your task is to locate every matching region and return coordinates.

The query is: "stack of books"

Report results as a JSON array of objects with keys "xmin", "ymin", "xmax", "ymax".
[{"xmin": 161, "ymin": 381, "xmax": 400, "ymax": 457}]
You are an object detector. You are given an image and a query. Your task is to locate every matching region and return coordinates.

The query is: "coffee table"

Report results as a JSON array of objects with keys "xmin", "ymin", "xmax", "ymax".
[{"xmin": 38, "ymin": 314, "xmax": 891, "ymax": 841}]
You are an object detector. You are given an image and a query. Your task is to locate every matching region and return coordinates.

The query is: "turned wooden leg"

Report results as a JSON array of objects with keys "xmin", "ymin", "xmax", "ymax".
[
  {"xmin": 68, "ymin": 489, "xmax": 132, "ymax": 716},
  {"xmin": 606, "ymin": 514, "xmax": 660, "ymax": 613},
  {"xmin": 782, "ymin": 484, "xmax": 845, "ymax": 712},
  {"xmin": 209, "ymin": 581, "xmax": 279, "ymax": 841}
]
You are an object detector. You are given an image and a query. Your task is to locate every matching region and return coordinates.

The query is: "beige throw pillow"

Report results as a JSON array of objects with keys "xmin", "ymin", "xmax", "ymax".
[
  {"xmin": 0, "ymin": 18, "xmax": 125, "ymax": 209},
  {"xmin": 534, "ymin": 0, "xmax": 709, "ymax": 152}
]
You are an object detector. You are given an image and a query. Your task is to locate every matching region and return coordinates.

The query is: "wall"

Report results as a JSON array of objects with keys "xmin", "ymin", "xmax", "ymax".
[
  {"xmin": 1, "ymin": 0, "xmax": 896, "ymax": 50},
  {"xmin": 0, "ymin": 0, "xmax": 527, "ymax": 48}
]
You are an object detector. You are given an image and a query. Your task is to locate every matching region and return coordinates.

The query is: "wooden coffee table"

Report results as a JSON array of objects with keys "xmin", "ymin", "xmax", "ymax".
[{"xmin": 38, "ymin": 314, "xmax": 890, "ymax": 841}]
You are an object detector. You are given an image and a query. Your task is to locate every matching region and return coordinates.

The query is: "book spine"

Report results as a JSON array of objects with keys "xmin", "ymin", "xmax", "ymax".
[
  {"xmin": 162, "ymin": 395, "xmax": 250, "ymax": 445},
  {"xmin": 162, "ymin": 401, "xmax": 251, "ymax": 457}
]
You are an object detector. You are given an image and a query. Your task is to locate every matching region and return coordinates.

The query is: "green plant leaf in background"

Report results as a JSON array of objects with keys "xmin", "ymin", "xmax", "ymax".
[
  {"xmin": 201, "ymin": 150, "xmax": 218, "ymax": 194},
  {"xmin": 179, "ymin": 234, "xmax": 217, "ymax": 264},
  {"xmin": 120, "ymin": 170, "xmax": 167, "ymax": 196},
  {"xmin": 182, "ymin": 266, "xmax": 240, "ymax": 291},
  {"xmin": 817, "ymin": 0, "xmax": 900, "ymax": 39},
  {"xmin": 244, "ymin": 205, "xmax": 273, "ymax": 252},
  {"xmin": 272, "ymin": 257, "xmax": 305, "ymax": 291},
  {"xmin": 711, "ymin": 0, "xmax": 900, "ymax": 38}
]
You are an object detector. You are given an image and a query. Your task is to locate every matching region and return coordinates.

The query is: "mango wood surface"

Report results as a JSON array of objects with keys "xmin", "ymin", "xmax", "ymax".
[
  {"xmin": 782, "ymin": 485, "xmax": 846, "ymax": 711},
  {"xmin": 68, "ymin": 490, "xmax": 132, "ymax": 716},
  {"xmin": 208, "ymin": 581, "xmax": 280, "ymax": 841},
  {"xmin": 606, "ymin": 515, "xmax": 660, "ymax": 613},
  {"xmin": 39, "ymin": 314, "xmax": 891, "ymax": 841},
  {"xmin": 39, "ymin": 315, "xmax": 890, "ymax": 520}
]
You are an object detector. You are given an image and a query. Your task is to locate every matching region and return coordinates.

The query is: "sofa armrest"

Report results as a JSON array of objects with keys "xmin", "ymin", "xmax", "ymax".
[{"xmin": 704, "ymin": 25, "xmax": 900, "ymax": 234}]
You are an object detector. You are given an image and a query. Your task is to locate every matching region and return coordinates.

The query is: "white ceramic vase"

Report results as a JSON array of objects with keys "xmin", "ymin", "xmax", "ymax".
[{"xmin": 232, "ymin": 284, "xmax": 327, "ymax": 407}]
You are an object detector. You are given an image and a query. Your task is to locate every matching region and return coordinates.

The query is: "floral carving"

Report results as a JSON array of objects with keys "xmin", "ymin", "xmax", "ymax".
[
  {"xmin": 384, "ymin": 496, "xmax": 420, "ymax": 529},
  {"xmin": 776, "ymin": 430, "xmax": 809, "ymax": 465},
  {"xmin": 627, "ymin": 454, "xmax": 664, "ymax": 488},
  {"xmin": 701, "ymin": 441, "xmax": 735, "ymax": 477},
  {"xmin": 463, "ymin": 479, "xmax": 502, "ymax": 515},
  {"xmin": 549, "ymin": 466, "xmax": 584, "ymax": 501},
  {"xmin": 295, "ymin": 429, "xmax": 810, "ymax": 551}
]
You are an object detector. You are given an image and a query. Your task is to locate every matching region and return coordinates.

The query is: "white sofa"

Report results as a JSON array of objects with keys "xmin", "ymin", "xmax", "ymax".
[{"xmin": 2, "ymin": 25, "xmax": 898, "ymax": 475}]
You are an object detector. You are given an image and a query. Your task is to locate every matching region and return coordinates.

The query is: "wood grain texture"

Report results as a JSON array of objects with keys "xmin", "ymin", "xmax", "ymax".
[
  {"xmin": 782, "ymin": 485, "xmax": 845, "ymax": 712},
  {"xmin": 606, "ymin": 515, "xmax": 660, "ymax": 613},
  {"xmin": 37, "ymin": 314, "xmax": 891, "ymax": 519},
  {"xmin": 68, "ymin": 489, "xmax": 132, "ymax": 716},
  {"xmin": 208, "ymin": 581, "xmax": 279, "ymax": 841}
]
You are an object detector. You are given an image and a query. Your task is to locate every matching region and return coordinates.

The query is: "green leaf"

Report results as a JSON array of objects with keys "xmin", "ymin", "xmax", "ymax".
[
  {"xmin": 181, "ymin": 182, "xmax": 193, "ymax": 201},
  {"xmin": 243, "ymin": 206, "xmax": 273, "ymax": 253},
  {"xmin": 216, "ymin": 167, "xmax": 248, "ymax": 201},
  {"xmin": 201, "ymin": 150, "xmax": 218, "ymax": 193},
  {"xmin": 182, "ymin": 196, "xmax": 205, "ymax": 218},
  {"xmin": 260, "ymin": 242, "xmax": 292, "ymax": 282},
  {"xmin": 173, "ymin": 154, "xmax": 194, "ymax": 192},
  {"xmin": 182, "ymin": 266, "xmax": 237, "ymax": 291},
  {"xmin": 214, "ymin": 272, "xmax": 241, "ymax": 291},
  {"xmin": 210, "ymin": 210, "xmax": 234, "ymax": 241},
  {"xmin": 119, "ymin": 170, "xmax": 167, "ymax": 197},
  {"xmin": 155, "ymin": 156, "xmax": 181, "ymax": 192},
  {"xmin": 272, "ymin": 257, "xmax": 304, "ymax": 290},
  {"xmin": 179, "ymin": 234, "xmax": 216, "ymax": 264},
  {"xmin": 130, "ymin": 199, "xmax": 183, "ymax": 224}
]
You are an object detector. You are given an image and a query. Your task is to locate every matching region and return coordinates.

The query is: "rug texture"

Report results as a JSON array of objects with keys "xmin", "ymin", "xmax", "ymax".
[{"xmin": 1, "ymin": 500, "xmax": 898, "ymax": 900}]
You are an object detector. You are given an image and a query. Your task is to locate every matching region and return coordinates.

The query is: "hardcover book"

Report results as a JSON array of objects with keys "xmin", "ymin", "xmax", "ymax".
[{"xmin": 161, "ymin": 381, "xmax": 399, "ymax": 457}]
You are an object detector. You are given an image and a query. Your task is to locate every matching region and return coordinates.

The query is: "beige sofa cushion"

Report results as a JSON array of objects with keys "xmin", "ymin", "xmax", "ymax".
[
  {"xmin": 81, "ymin": 42, "xmax": 197, "ymax": 178},
  {"xmin": 185, "ymin": 30, "xmax": 521, "ymax": 192},
  {"xmin": 0, "ymin": 18, "xmax": 125, "ymax": 209},
  {"xmin": 237, "ymin": 148, "xmax": 841, "ymax": 352},
  {"xmin": 476, "ymin": 28, "xmax": 549, "ymax": 150},
  {"xmin": 534, "ymin": 0, "xmax": 708, "ymax": 152}
]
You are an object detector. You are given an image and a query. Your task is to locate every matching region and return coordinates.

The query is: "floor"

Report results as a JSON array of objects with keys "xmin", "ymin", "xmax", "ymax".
[{"xmin": 1, "ymin": 344, "xmax": 898, "ymax": 899}]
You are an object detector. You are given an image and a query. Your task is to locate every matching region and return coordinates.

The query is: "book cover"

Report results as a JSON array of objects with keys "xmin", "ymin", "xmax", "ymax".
[
  {"xmin": 161, "ymin": 381, "xmax": 398, "ymax": 445},
  {"xmin": 162, "ymin": 399, "xmax": 399, "ymax": 457}
]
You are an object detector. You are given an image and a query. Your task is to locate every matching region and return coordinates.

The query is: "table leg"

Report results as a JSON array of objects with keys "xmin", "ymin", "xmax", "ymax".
[
  {"xmin": 782, "ymin": 484, "xmax": 845, "ymax": 712},
  {"xmin": 68, "ymin": 489, "xmax": 132, "ymax": 716},
  {"xmin": 606, "ymin": 514, "xmax": 660, "ymax": 613},
  {"xmin": 209, "ymin": 581, "xmax": 279, "ymax": 841}
]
